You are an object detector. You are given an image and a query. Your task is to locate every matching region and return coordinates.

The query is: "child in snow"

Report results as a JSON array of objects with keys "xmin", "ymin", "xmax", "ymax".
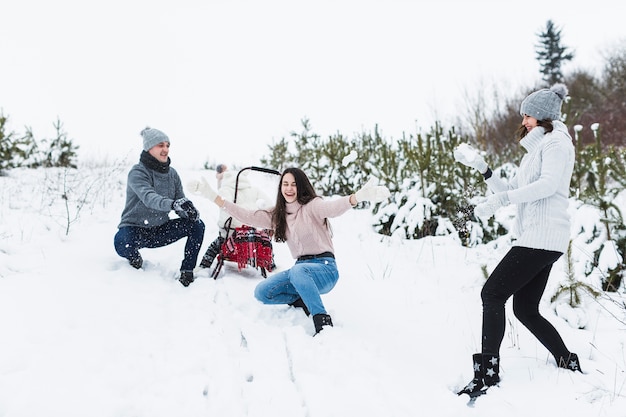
[
  {"xmin": 113, "ymin": 127, "xmax": 205, "ymax": 287},
  {"xmin": 188, "ymin": 164, "xmax": 274, "ymax": 270},
  {"xmin": 215, "ymin": 163, "xmax": 227, "ymax": 188},
  {"xmin": 454, "ymin": 84, "xmax": 582, "ymax": 398},
  {"xmin": 196, "ymin": 167, "xmax": 390, "ymax": 335}
]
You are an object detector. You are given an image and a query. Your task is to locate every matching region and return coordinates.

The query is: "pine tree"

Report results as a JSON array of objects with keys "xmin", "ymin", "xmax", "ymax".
[
  {"xmin": 0, "ymin": 112, "xmax": 15, "ymax": 172},
  {"xmin": 535, "ymin": 20, "xmax": 575, "ymax": 85},
  {"xmin": 0, "ymin": 112, "xmax": 36, "ymax": 173},
  {"xmin": 42, "ymin": 118, "xmax": 79, "ymax": 168}
]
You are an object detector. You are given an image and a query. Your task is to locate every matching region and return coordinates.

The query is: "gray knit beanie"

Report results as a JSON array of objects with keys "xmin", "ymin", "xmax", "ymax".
[
  {"xmin": 140, "ymin": 127, "xmax": 170, "ymax": 151},
  {"xmin": 520, "ymin": 83, "xmax": 568, "ymax": 121}
]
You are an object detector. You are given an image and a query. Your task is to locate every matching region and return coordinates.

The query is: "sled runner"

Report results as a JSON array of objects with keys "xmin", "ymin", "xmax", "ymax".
[{"xmin": 211, "ymin": 166, "xmax": 280, "ymax": 279}]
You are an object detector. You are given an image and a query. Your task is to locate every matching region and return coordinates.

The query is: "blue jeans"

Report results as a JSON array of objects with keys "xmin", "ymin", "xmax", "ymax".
[
  {"xmin": 254, "ymin": 257, "xmax": 339, "ymax": 316},
  {"xmin": 114, "ymin": 219, "xmax": 205, "ymax": 271}
]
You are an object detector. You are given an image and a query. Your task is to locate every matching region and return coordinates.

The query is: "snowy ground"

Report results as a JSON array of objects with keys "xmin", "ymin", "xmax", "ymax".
[{"xmin": 1, "ymin": 164, "xmax": 625, "ymax": 417}]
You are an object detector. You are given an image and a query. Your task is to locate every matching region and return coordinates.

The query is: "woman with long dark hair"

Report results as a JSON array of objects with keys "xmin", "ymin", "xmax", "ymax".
[{"xmin": 200, "ymin": 167, "xmax": 389, "ymax": 335}]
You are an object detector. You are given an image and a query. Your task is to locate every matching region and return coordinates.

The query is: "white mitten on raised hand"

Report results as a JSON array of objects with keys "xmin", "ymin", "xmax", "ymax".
[
  {"xmin": 453, "ymin": 143, "xmax": 488, "ymax": 174},
  {"xmin": 187, "ymin": 178, "xmax": 206, "ymax": 194},
  {"xmin": 187, "ymin": 177, "xmax": 218, "ymax": 201},
  {"xmin": 354, "ymin": 177, "xmax": 391, "ymax": 203},
  {"xmin": 473, "ymin": 192, "xmax": 509, "ymax": 218}
]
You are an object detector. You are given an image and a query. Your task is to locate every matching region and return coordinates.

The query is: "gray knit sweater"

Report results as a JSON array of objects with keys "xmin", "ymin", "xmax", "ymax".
[
  {"xmin": 117, "ymin": 160, "xmax": 185, "ymax": 229},
  {"xmin": 485, "ymin": 121, "xmax": 575, "ymax": 253}
]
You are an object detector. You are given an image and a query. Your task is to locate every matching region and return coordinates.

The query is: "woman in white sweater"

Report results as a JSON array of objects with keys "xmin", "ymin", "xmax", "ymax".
[{"xmin": 454, "ymin": 84, "xmax": 581, "ymax": 398}]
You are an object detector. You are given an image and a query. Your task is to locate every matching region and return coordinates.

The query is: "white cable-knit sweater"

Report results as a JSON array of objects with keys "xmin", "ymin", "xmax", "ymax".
[{"xmin": 485, "ymin": 121, "xmax": 575, "ymax": 253}]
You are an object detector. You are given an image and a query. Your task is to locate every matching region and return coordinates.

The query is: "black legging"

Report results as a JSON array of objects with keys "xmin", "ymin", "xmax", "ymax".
[{"xmin": 481, "ymin": 246, "xmax": 570, "ymax": 359}]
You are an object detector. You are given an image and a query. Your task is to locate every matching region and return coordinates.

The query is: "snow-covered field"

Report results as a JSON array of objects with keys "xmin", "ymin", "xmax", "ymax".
[{"xmin": 1, "ymin": 163, "xmax": 625, "ymax": 417}]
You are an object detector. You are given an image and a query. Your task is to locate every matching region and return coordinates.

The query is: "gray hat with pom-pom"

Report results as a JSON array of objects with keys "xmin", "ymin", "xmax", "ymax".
[
  {"xmin": 520, "ymin": 83, "xmax": 568, "ymax": 121},
  {"xmin": 141, "ymin": 127, "xmax": 170, "ymax": 151}
]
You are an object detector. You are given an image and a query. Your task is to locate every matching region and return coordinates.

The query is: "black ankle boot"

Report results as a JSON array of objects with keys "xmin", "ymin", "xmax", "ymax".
[
  {"xmin": 313, "ymin": 314, "xmax": 333, "ymax": 335},
  {"xmin": 558, "ymin": 353, "xmax": 582, "ymax": 373},
  {"xmin": 458, "ymin": 353, "xmax": 500, "ymax": 398},
  {"xmin": 129, "ymin": 255, "xmax": 143, "ymax": 269},
  {"xmin": 199, "ymin": 255, "xmax": 215, "ymax": 269},
  {"xmin": 179, "ymin": 270, "xmax": 195, "ymax": 287},
  {"xmin": 289, "ymin": 298, "xmax": 310, "ymax": 316}
]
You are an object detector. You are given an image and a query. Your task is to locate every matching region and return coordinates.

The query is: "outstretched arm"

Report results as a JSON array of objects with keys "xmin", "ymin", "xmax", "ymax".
[{"xmin": 194, "ymin": 178, "xmax": 273, "ymax": 229}]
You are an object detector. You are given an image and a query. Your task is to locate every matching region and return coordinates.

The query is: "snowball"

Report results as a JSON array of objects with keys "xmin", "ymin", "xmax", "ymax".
[{"xmin": 454, "ymin": 143, "xmax": 476, "ymax": 162}]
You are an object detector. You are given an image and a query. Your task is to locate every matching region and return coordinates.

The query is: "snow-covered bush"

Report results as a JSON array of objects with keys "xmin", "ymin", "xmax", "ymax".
[
  {"xmin": 0, "ymin": 112, "xmax": 36, "ymax": 173},
  {"xmin": 572, "ymin": 124, "xmax": 626, "ymax": 292},
  {"xmin": 0, "ymin": 113, "xmax": 79, "ymax": 172},
  {"xmin": 261, "ymin": 119, "xmax": 510, "ymax": 246}
]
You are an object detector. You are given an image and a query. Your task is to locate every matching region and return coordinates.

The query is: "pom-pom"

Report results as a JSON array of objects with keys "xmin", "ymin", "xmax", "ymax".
[{"xmin": 550, "ymin": 83, "xmax": 568, "ymax": 100}]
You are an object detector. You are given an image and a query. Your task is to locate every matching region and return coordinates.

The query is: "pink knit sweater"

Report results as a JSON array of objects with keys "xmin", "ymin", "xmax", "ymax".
[{"xmin": 222, "ymin": 196, "xmax": 353, "ymax": 259}]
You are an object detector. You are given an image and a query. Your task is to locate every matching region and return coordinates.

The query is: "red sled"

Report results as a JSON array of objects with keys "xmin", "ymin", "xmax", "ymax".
[{"xmin": 211, "ymin": 166, "xmax": 280, "ymax": 279}]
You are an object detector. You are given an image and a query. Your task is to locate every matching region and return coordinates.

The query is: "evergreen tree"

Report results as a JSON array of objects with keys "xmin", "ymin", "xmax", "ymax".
[
  {"xmin": 0, "ymin": 112, "xmax": 35, "ymax": 173},
  {"xmin": 42, "ymin": 118, "xmax": 79, "ymax": 168},
  {"xmin": 0, "ymin": 112, "xmax": 16, "ymax": 173},
  {"xmin": 260, "ymin": 137, "xmax": 291, "ymax": 172},
  {"xmin": 535, "ymin": 20, "xmax": 575, "ymax": 85}
]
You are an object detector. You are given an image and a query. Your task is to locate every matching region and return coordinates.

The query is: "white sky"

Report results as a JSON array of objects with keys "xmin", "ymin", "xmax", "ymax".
[{"xmin": 1, "ymin": 0, "xmax": 625, "ymax": 167}]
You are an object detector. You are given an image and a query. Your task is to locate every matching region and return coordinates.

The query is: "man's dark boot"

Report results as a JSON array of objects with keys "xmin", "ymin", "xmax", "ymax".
[
  {"xmin": 313, "ymin": 314, "xmax": 333, "ymax": 335},
  {"xmin": 558, "ymin": 353, "xmax": 582, "ymax": 373},
  {"xmin": 129, "ymin": 254, "xmax": 143, "ymax": 269},
  {"xmin": 289, "ymin": 298, "xmax": 310, "ymax": 316},
  {"xmin": 179, "ymin": 270, "xmax": 195, "ymax": 287},
  {"xmin": 457, "ymin": 353, "xmax": 500, "ymax": 398}
]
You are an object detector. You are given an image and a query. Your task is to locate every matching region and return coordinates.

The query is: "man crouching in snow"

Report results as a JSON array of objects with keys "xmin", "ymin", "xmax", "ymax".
[{"xmin": 113, "ymin": 127, "xmax": 205, "ymax": 287}]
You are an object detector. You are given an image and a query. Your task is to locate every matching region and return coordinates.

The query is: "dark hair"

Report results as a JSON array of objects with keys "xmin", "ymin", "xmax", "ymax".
[
  {"xmin": 271, "ymin": 167, "xmax": 325, "ymax": 242},
  {"xmin": 516, "ymin": 119, "xmax": 554, "ymax": 140}
]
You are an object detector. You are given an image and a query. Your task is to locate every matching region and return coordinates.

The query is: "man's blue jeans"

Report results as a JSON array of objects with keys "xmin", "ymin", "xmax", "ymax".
[
  {"xmin": 114, "ymin": 218, "xmax": 205, "ymax": 271},
  {"xmin": 254, "ymin": 257, "xmax": 339, "ymax": 316}
]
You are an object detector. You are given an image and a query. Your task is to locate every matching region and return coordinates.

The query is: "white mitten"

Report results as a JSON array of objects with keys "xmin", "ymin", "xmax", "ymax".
[
  {"xmin": 187, "ymin": 177, "xmax": 206, "ymax": 194},
  {"xmin": 187, "ymin": 177, "xmax": 218, "ymax": 201},
  {"xmin": 354, "ymin": 177, "xmax": 391, "ymax": 203},
  {"xmin": 474, "ymin": 192, "xmax": 509, "ymax": 218},
  {"xmin": 453, "ymin": 143, "xmax": 488, "ymax": 174}
]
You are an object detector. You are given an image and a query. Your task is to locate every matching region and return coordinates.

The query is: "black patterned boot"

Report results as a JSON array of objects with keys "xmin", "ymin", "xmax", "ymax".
[
  {"xmin": 482, "ymin": 353, "xmax": 500, "ymax": 387},
  {"xmin": 557, "ymin": 353, "xmax": 582, "ymax": 373},
  {"xmin": 457, "ymin": 353, "xmax": 500, "ymax": 398}
]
